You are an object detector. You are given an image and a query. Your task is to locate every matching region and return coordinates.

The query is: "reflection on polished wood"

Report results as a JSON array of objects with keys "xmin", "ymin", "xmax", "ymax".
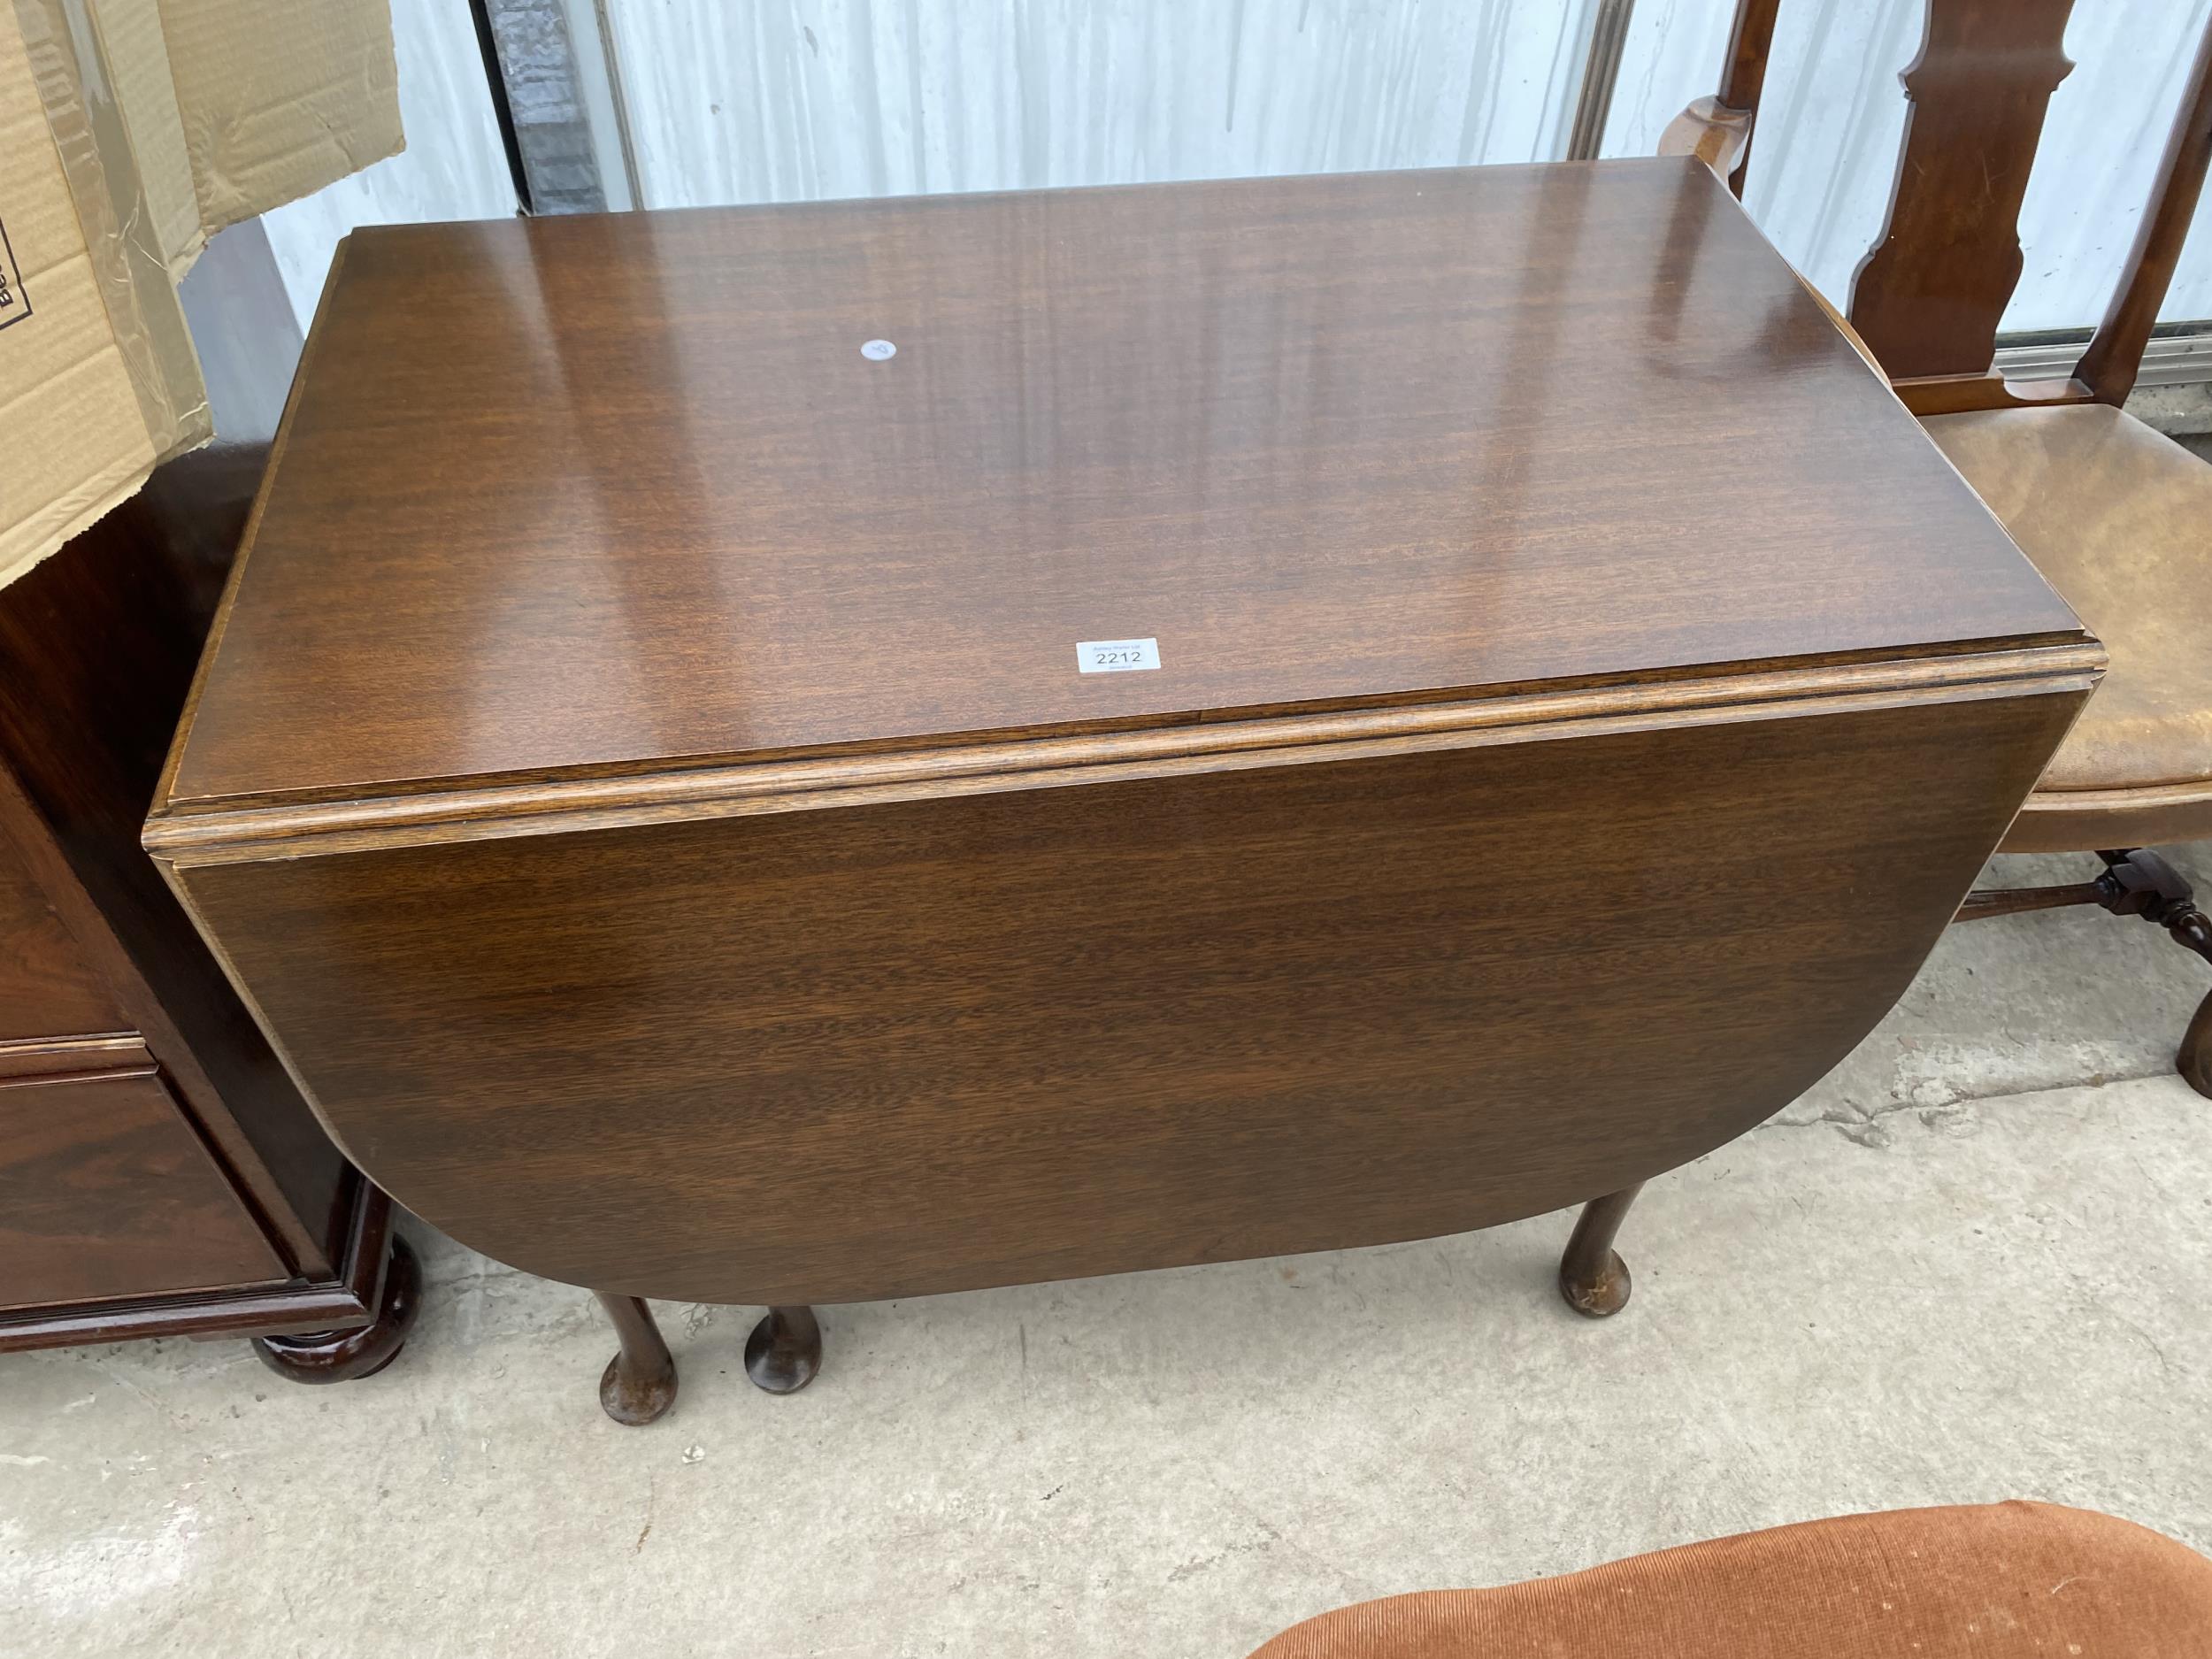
[
  {"xmin": 150, "ymin": 162, "xmax": 2094, "ymax": 1421},
  {"xmin": 164, "ymin": 162, "xmax": 2076, "ymax": 810}
]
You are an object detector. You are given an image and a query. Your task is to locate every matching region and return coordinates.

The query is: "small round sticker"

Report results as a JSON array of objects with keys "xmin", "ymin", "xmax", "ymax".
[{"xmin": 861, "ymin": 339, "xmax": 896, "ymax": 361}]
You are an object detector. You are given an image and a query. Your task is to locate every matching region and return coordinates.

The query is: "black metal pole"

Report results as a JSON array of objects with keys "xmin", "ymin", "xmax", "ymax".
[{"xmin": 469, "ymin": 0, "xmax": 534, "ymax": 216}]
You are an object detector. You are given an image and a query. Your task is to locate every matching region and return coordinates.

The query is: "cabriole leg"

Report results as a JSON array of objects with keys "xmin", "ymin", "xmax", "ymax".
[
  {"xmin": 2101, "ymin": 852, "xmax": 2212, "ymax": 1102},
  {"xmin": 596, "ymin": 1294, "xmax": 677, "ymax": 1425},
  {"xmin": 2180, "ymin": 989, "xmax": 2210, "ymax": 1099},
  {"xmin": 744, "ymin": 1305, "xmax": 822, "ymax": 1394},
  {"xmin": 2171, "ymin": 915, "xmax": 2212, "ymax": 1101},
  {"xmin": 1559, "ymin": 1183, "xmax": 1642, "ymax": 1318}
]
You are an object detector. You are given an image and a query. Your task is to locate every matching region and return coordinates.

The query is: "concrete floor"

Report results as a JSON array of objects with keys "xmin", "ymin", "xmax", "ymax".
[{"xmin": 4, "ymin": 845, "xmax": 2208, "ymax": 1658}]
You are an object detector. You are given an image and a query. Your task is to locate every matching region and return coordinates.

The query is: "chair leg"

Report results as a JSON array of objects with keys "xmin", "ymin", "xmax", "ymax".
[
  {"xmin": 2166, "ymin": 908, "xmax": 2212, "ymax": 1101},
  {"xmin": 596, "ymin": 1294, "xmax": 678, "ymax": 1425},
  {"xmin": 2181, "ymin": 987, "xmax": 2212, "ymax": 1100},
  {"xmin": 1559, "ymin": 1183, "xmax": 1642, "ymax": 1317},
  {"xmin": 1959, "ymin": 849, "xmax": 2212, "ymax": 1100},
  {"xmin": 2103, "ymin": 852, "xmax": 2212, "ymax": 1101}
]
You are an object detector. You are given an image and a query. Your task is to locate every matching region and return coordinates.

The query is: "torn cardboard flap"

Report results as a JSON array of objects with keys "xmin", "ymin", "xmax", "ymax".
[
  {"xmin": 27, "ymin": 0, "xmax": 208, "ymax": 454},
  {"xmin": 162, "ymin": 0, "xmax": 403, "ymax": 255},
  {"xmin": 0, "ymin": 0, "xmax": 180, "ymax": 589},
  {"xmin": 97, "ymin": 0, "xmax": 201, "ymax": 275},
  {"xmin": 0, "ymin": 0, "xmax": 399, "ymax": 590}
]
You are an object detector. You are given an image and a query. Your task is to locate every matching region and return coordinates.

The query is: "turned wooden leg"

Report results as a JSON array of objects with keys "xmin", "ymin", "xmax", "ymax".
[
  {"xmin": 2094, "ymin": 853, "xmax": 2212, "ymax": 1100},
  {"xmin": 744, "ymin": 1305, "xmax": 822, "ymax": 1394},
  {"xmin": 1559, "ymin": 1183, "xmax": 1641, "ymax": 1318},
  {"xmin": 2168, "ymin": 910, "xmax": 2212, "ymax": 1102},
  {"xmin": 596, "ymin": 1294, "xmax": 678, "ymax": 1425},
  {"xmin": 2180, "ymin": 989, "xmax": 2211, "ymax": 1099},
  {"xmin": 253, "ymin": 1233, "xmax": 422, "ymax": 1382}
]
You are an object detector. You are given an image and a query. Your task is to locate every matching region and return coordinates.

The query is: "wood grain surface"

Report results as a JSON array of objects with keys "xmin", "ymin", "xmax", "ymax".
[
  {"xmin": 0, "ymin": 813, "xmax": 126, "ymax": 1042},
  {"xmin": 173, "ymin": 682, "xmax": 2082, "ymax": 1306},
  {"xmin": 161, "ymin": 159, "xmax": 2079, "ymax": 811},
  {"xmin": 1848, "ymin": 0, "xmax": 2078, "ymax": 382},
  {"xmin": 0, "ymin": 225, "xmax": 411, "ymax": 1365},
  {"xmin": 0, "ymin": 454, "xmax": 349, "ymax": 1272},
  {"xmin": 0, "ymin": 1067, "xmax": 286, "ymax": 1310}
]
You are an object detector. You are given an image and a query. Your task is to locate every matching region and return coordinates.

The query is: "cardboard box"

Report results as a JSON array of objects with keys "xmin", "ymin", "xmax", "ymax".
[{"xmin": 0, "ymin": 0, "xmax": 400, "ymax": 588}]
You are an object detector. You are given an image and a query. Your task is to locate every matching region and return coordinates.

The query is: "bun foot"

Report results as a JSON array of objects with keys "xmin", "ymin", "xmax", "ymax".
[
  {"xmin": 1557, "ymin": 1182, "xmax": 1642, "ymax": 1319},
  {"xmin": 1560, "ymin": 1248, "xmax": 1632, "ymax": 1317},
  {"xmin": 595, "ymin": 1293, "xmax": 677, "ymax": 1425},
  {"xmin": 744, "ymin": 1305, "xmax": 822, "ymax": 1394},
  {"xmin": 253, "ymin": 1233, "xmax": 421, "ymax": 1382}
]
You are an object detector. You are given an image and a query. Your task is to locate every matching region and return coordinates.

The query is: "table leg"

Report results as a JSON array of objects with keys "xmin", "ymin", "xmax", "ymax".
[
  {"xmin": 1558, "ymin": 1182, "xmax": 1642, "ymax": 1318},
  {"xmin": 596, "ymin": 1293, "xmax": 678, "ymax": 1425},
  {"xmin": 744, "ymin": 1305, "xmax": 823, "ymax": 1394},
  {"xmin": 2182, "ymin": 986, "xmax": 2211, "ymax": 1100}
]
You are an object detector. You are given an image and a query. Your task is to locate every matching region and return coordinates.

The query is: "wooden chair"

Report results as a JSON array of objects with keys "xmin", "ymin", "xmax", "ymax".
[{"xmin": 1665, "ymin": 0, "xmax": 2212, "ymax": 1096}]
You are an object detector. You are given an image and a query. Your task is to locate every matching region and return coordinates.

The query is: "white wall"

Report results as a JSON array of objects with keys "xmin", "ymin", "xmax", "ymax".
[
  {"xmin": 602, "ymin": 0, "xmax": 1609, "ymax": 206},
  {"xmin": 2009, "ymin": 0, "xmax": 2212, "ymax": 330},
  {"xmin": 262, "ymin": 0, "xmax": 2212, "ymax": 335},
  {"xmin": 1601, "ymin": 0, "xmax": 2212, "ymax": 333},
  {"xmin": 603, "ymin": 0, "xmax": 2212, "ymax": 334}
]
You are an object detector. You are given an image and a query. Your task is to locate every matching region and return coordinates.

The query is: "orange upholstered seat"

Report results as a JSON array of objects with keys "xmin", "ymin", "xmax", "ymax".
[{"xmin": 1247, "ymin": 1502, "xmax": 2212, "ymax": 1658}]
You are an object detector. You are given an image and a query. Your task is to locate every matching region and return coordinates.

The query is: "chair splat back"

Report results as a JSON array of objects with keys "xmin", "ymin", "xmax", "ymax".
[
  {"xmin": 1666, "ymin": 0, "xmax": 2212, "ymax": 416},
  {"xmin": 1849, "ymin": 0, "xmax": 2076, "ymax": 384}
]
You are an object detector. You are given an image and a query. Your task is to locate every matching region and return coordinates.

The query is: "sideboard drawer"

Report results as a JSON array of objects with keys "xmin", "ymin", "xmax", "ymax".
[
  {"xmin": 0, "ymin": 1067, "xmax": 288, "ymax": 1309},
  {"xmin": 0, "ymin": 817, "xmax": 129, "ymax": 1042}
]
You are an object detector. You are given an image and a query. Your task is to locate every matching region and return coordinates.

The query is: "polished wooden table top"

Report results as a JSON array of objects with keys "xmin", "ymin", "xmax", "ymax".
[{"xmin": 165, "ymin": 159, "xmax": 2077, "ymax": 811}]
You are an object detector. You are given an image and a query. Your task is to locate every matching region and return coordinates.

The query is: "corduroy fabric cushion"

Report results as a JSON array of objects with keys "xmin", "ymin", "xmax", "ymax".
[{"xmin": 1247, "ymin": 1502, "xmax": 2212, "ymax": 1657}]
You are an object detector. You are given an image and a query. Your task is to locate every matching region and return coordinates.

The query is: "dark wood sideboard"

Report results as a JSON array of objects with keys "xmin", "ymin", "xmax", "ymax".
[{"xmin": 0, "ymin": 229, "xmax": 416, "ymax": 1379}]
